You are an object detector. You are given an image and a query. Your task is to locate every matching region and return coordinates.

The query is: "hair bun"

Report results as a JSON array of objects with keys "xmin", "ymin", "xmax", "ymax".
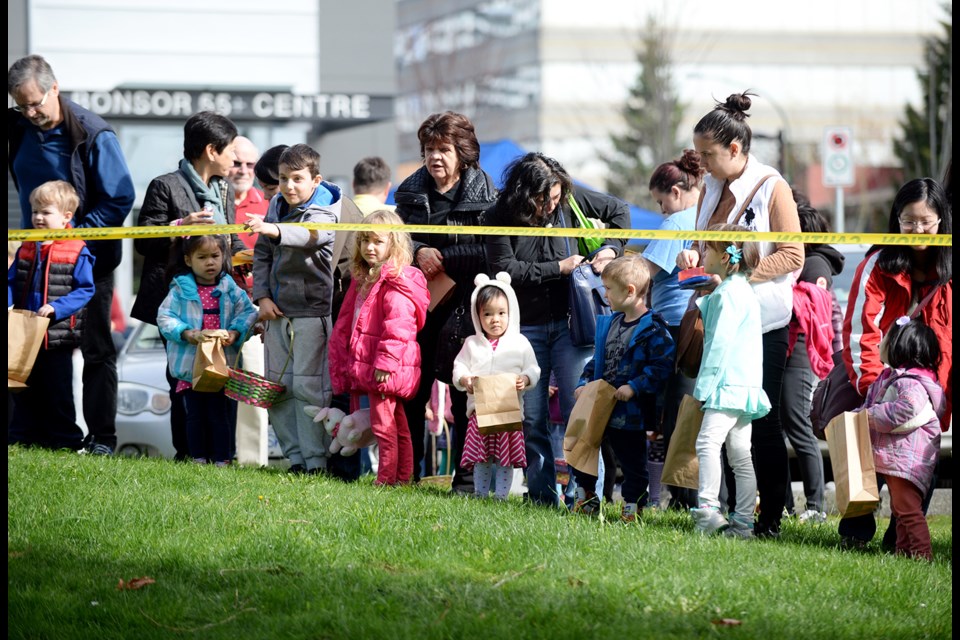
[
  {"xmin": 677, "ymin": 149, "xmax": 705, "ymax": 178},
  {"xmin": 722, "ymin": 92, "xmax": 754, "ymax": 120}
]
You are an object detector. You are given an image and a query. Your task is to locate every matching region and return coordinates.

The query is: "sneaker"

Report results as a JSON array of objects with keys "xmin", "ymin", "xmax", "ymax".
[
  {"xmin": 690, "ymin": 507, "xmax": 729, "ymax": 535},
  {"xmin": 87, "ymin": 442, "xmax": 114, "ymax": 456},
  {"xmin": 573, "ymin": 493, "xmax": 601, "ymax": 517},
  {"xmin": 723, "ymin": 515, "xmax": 754, "ymax": 539},
  {"xmin": 798, "ymin": 509, "xmax": 827, "ymax": 524},
  {"xmin": 620, "ymin": 504, "xmax": 641, "ymax": 524},
  {"xmin": 287, "ymin": 463, "xmax": 307, "ymax": 475}
]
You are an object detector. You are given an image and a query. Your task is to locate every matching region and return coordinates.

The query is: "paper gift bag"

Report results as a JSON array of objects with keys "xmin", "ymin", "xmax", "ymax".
[
  {"xmin": 426, "ymin": 271, "xmax": 456, "ymax": 312},
  {"xmin": 563, "ymin": 379, "xmax": 617, "ymax": 476},
  {"xmin": 825, "ymin": 411, "xmax": 880, "ymax": 517},
  {"xmin": 8, "ymin": 309, "xmax": 51, "ymax": 388},
  {"xmin": 192, "ymin": 329, "xmax": 231, "ymax": 392},
  {"xmin": 660, "ymin": 394, "xmax": 704, "ymax": 490},
  {"xmin": 474, "ymin": 373, "xmax": 524, "ymax": 435}
]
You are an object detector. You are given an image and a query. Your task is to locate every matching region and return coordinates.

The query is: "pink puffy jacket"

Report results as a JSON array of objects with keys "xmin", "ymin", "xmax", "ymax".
[{"xmin": 329, "ymin": 265, "xmax": 429, "ymax": 400}]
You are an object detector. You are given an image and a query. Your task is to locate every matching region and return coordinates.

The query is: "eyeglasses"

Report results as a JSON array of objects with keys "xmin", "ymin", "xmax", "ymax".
[
  {"xmin": 13, "ymin": 89, "xmax": 50, "ymax": 113},
  {"xmin": 233, "ymin": 161, "xmax": 256, "ymax": 170},
  {"xmin": 898, "ymin": 217, "xmax": 941, "ymax": 232}
]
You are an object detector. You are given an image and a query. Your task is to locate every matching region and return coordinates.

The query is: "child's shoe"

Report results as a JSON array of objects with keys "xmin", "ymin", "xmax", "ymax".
[
  {"xmin": 797, "ymin": 509, "xmax": 827, "ymax": 524},
  {"xmin": 690, "ymin": 506, "xmax": 728, "ymax": 535},
  {"xmin": 554, "ymin": 458, "xmax": 570, "ymax": 487},
  {"xmin": 573, "ymin": 490, "xmax": 601, "ymax": 517},
  {"xmin": 620, "ymin": 502, "xmax": 641, "ymax": 524},
  {"xmin": 722, "ymin": 514, "xmax": 754, "ymax": 539}
]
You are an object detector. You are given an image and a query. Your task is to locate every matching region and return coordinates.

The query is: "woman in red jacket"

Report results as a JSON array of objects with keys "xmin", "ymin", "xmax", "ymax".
[
  {"xmin": 329, "ymin": 210, "xmax": 430, "ymax": 486},
  {"xmin": 840, "ymin": 177, "xmax": 952, "ymax": 548}
]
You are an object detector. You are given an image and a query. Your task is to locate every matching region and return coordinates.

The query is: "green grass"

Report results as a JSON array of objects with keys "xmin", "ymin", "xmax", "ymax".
[{"xmin": 7, "ymin": 447, "xmax": 952, "ymax": 640}]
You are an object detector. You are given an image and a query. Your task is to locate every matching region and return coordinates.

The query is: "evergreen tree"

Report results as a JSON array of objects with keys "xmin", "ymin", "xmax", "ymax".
[
  {"xmin": 894, "ymin": 4, "xmax": 952, "ymax": 180},
  {"xmin": 604, "ymin": 19, "xmax": 684, "ymax": 210}
]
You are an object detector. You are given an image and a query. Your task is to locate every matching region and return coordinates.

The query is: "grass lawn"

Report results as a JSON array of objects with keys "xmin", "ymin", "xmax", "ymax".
[{"xmin": 7, "ymin": 446, "xmax": 952, "ymax": 640}]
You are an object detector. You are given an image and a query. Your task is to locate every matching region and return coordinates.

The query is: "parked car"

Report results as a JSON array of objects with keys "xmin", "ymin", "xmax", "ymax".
[{"xmin": 115, "ymin": 322, "xmax": 284, "ymax": 460}]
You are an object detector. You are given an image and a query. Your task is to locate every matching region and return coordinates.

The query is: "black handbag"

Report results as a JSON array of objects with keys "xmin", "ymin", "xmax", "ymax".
[
  {"xmin": 568, "ymin": 250, "xmax": 611, "ymax": 347},
  {"xmin": 434, "ymin": 303, "xmax": 471, "ymax": 385}
]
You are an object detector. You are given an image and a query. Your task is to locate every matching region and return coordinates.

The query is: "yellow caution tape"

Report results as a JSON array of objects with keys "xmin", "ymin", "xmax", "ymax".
[{"xmin": 6, "ymin": 223, "xmax": 952, "ymax": 246}]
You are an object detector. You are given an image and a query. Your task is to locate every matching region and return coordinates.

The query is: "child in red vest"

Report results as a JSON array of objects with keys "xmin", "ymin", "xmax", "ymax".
[{"xmin": 8, "ymin": 180, "xmax": 95, "ymax": 451}]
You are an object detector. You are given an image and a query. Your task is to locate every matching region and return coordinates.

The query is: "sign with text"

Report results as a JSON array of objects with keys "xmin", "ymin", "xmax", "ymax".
[
  {"xmin": 65, "ymin": 89, "xmax": 393, "ymax": 123},
  {"xmin": 822, "ymin": 126, "xmax": 855, "ymax": 187}
]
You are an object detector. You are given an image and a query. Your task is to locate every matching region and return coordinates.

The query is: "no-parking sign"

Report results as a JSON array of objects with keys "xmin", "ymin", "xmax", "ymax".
[{"xmin": 822, "ymin": 127, "xmax": 855, "ymax": 187}]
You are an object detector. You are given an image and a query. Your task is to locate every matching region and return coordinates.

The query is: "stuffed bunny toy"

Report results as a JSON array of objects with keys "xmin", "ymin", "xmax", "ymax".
[{"xmin": 303, "ymin": 406, "xmax": 376, "ymax": 456}]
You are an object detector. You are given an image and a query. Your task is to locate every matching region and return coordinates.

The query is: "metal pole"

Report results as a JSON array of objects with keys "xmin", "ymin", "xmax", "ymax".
[{"xmin": 834, "ymin": 186, "xmax": 845, "ymax": 234}]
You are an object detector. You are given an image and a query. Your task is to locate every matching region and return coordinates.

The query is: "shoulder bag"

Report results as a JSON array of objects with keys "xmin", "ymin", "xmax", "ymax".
[
  {"xmin": 809, "ymin": 283, "xmax": 943, "ymax": 439},
  {"xmin": 568, "ymin": 247, "xmax": 612, "ymax": 347},
  {"xmin": 434, "ymin": 302, "xmax": 471, "ymax": 385}
]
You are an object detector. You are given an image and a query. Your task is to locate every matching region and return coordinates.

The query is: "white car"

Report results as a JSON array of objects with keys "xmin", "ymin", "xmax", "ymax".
[{"xmin": 115, "ymin": 322, "xmax": 284, "ymax": 460}]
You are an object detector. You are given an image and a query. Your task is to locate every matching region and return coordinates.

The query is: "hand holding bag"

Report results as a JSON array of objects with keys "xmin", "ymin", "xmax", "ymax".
[
  {"xmin": 8, "ymin": 309, "xmax": 51, "ymax": 388},
  {"xmin": 825, "ymin": 411, "xmax": 880, "ymax": 517},
  {"xmin": 568, "ymin": 249, "xmax": 612, "ymax": 347},
  {"xmin": 474, "ymin": 373, "xmax": 524, "ymax": 434},
  {"xmin": 192, "ymin": 329, "xmax": 231, "ymax": 392},
  {"xmin": 660, "ymin": 394, "xmax": 704, "ymax": 490},
  {"xmin": 563, "ymin": 379, "xmax": 617, "ymax": 476}
]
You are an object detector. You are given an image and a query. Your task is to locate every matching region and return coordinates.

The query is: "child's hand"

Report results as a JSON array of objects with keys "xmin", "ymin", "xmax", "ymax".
[
  {"xmin": 245, "ymin": 215, "xmax": 280, "ymax": 238},
  {"xmin": 37, "ymin": 304, "xmax": 56, "ymax": 318},
  {"xmin": 257, "ymin": 298, "xmax": 284, "ymax": 321},
  {"xmin": 548, "ymin": 385, "xmax": 558, "ymax": 398},
  {"xmin": 614, "ymin": 384, "xmax": 635, "ymax": 401},
  {"xmin": 460, "ymin": 375, "xmax": 476, "ymax": 394},
  {"xmin": 676, "ymin": 249, "xmax": 699, "ymax": 269},
  {"xmin": 221, "ymin": 330, "xmax": 240, "ymax": 346},
  {"xmin": 182, "ymin": 329, "xmax": 203, "ymax": 345},
  {"xmin": 374, "ymin": 369, "xmax": 390, "ymax": 383},
  {"xmin": 573, "ymin": 386, "xmax": 583, "ymax": 400},
  {"xmin": 425, "ymin": 407, "xmax": 435, "ymax": 421},
  {"xmin": 516, "ymin": 375, "xmax": 530, "ymax": 390}
]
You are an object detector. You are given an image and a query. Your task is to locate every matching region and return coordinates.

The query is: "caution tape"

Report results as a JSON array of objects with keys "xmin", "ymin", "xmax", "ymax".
[{"xmin": 6, "ymin": 223, "xmax": 952, "ymax": 246}]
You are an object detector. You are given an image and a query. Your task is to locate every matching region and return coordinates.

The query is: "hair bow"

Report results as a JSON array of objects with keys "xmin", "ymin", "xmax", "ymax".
[{"xmin": 725, "ymin": 244, "xmax": 742, "ymax": 265}]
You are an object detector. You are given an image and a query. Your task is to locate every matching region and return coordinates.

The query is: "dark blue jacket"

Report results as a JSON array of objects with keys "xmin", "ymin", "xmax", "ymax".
[
  {"xmin": 8, "ymin": 96, "xmax": 135, "ymax": 277},
  {"xmin": 578, "ymin": 310, "xmax": 675, "ymax": 430}
]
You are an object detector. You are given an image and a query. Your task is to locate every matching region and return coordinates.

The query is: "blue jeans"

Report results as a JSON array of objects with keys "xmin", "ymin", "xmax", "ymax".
[{"xmin": 522, "ymin": 319, "xmax": 593, "ymax": 506}]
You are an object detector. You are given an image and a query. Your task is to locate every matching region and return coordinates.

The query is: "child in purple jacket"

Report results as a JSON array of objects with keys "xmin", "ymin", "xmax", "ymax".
[{"xmin": 858, "ymin": 318, "xmax": 945, "ymax": 561}]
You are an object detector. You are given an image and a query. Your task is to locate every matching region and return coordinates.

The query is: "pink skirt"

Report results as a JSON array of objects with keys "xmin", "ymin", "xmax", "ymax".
[{"xmin": 460, "ymin": 413, "xmax": 527, "ymax": 470}]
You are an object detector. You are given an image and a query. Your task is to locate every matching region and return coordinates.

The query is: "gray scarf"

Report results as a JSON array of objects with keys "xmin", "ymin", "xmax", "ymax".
[{"xmin": 178, "ymin": 158, "xmax": 226, "ymax": 224}]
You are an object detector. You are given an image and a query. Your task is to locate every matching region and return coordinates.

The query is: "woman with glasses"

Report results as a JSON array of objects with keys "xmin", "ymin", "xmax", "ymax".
[
  {"xmin": 130, "ymin": 111, "xmax": 245, "ymax": 461},
  {"xmin": 839, "ymin": 177, "xmax": 952, "ymax": 549}
]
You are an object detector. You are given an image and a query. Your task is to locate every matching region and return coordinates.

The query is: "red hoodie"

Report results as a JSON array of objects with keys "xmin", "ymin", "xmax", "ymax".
[{"xmin": 329, "ymin": 265, "xmax": 429, "ymax": 400}]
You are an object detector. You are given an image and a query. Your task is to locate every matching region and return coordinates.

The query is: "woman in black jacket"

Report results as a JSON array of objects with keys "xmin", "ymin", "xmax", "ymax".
[
  {"xmin": 485, "ymin": 152, "xmax": 629, "ymax": 506},
  {"xmin": 130, "ymin": 111, "xmax": 245, "ymax": 460},
  {"xmin": 395, "ymin": 111, "xmax": 498, "ymax": 489}
]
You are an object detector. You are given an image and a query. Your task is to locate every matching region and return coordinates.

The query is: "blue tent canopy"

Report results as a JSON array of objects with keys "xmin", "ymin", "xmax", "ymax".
[{"xmin": 387, "ymin": 138, "xmax": 664, "ymax": 246}]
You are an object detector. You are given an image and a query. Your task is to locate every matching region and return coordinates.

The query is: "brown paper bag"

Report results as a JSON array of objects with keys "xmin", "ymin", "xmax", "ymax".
[
  {"xmin": 563, "ymin": 379, "xmax": 617, "ymax": 476},
  {"xmin": 192, "ymin": 329, "xmax": 231, "ymax": 392},
  {"xmin": 660, "ymin": 394, "xmax": 704, "ymax": 490},
  {"xmin": 474, "ymin": 373, "xmax": 524, "ymax": 435},
  {"xmin": 8, "ymin": 309, "xmax": 51, "ymax": 388},
  {"xmin": 426, "ymin": 272, "xmax": 456, "ymax": 312},
  {"xmin": 825, "ymin": 411, "xmax": 880, "ymax": 517}
]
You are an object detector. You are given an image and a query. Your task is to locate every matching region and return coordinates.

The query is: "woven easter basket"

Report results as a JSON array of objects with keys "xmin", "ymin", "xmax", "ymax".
[{"xmin": 224, "ymin": 319, "xmax": 292, "ymax": 409}]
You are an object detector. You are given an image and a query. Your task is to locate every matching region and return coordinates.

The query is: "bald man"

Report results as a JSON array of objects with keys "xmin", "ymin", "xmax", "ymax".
[{"xmin": 228, "ymin": 136, "xmax": 269, "ymax": 249}]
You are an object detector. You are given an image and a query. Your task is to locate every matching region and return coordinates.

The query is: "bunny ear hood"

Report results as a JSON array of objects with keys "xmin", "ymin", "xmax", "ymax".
[{"xmin": 469, "ymin": 272, "xmax": 522, "ymax": 336}]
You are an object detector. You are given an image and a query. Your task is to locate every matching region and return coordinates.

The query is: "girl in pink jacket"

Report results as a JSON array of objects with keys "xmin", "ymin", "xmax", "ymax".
[
  {"xmin": 858, "ymin": 318, "xmax": 945, "ymax": 560},
  {"xmin": 329, "ymin": 210, "xmax": 429, "ymax": 485}
]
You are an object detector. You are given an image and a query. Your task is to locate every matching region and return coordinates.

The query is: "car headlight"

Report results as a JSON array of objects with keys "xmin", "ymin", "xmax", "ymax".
[{"xmin": 117, "ymin": 382, "xmax": 172, "ymax": 415}]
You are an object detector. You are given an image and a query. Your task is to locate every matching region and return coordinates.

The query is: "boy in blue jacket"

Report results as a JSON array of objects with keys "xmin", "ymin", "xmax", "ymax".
[{"xmin": 571, "ymin": 256, "xmax": 674, "ymax": 522}]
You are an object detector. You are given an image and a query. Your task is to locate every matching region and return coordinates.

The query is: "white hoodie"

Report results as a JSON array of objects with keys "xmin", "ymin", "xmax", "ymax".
[{"xmin": 452, "ymin": 272, "xmax": 542, "ymax": 417}]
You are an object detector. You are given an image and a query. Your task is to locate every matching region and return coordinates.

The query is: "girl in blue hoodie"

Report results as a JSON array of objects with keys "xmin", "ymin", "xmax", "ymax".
[{"xmin": 158, "ymin": 234, "xmax": 257, "ymax": 465}]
